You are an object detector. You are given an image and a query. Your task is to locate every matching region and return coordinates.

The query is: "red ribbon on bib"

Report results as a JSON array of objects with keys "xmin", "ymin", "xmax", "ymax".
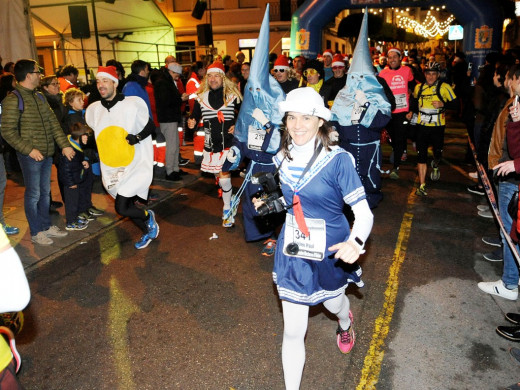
[
  {"xmin": 292, "ymin": 194, "xmax": 309, "ymax": 237},
  {"xmin": 217, "ymin": 110, "xmax": 225, "ymax": 123}
]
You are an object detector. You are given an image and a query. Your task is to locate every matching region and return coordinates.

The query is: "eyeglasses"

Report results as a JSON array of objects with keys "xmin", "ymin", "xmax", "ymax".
[
  {"xmin": 332, "ymin": 66, "xmax": 345, "ymax": 70},
  {"xmin": 273, "ymin": 68, "xmax": 285, "ymax": 73},
  {"xmin": 303, "ymin": 69, "xmax": 318, "ymax": 77},
  {"xmin": 49, "ymin": 82, "xmax": 59, "ymax": 86}
]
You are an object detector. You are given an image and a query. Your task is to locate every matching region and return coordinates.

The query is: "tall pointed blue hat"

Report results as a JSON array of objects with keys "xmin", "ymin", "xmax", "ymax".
[
  {"xmin": 348, "ymin": 9, "xmax": 374, "ymax": 76},
  {"xmin": 234, "ymin": 4, "xmax": 285, "ymax": 143},
  {"xmin": 331, "ymin": 8, "xmax": 391, "ymax": 125}
]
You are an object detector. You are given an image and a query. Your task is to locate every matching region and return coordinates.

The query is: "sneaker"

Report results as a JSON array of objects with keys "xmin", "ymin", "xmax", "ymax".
[
  {"xmin": 389, "ymin": 169, "xmax": 399, "ymax": 180},
  {"xmin": 261, "ymin": 239, "xmax": 277, "ymax": 257},
  {"xmin": 430, "ymin": 166, "xmax": 440, "ymax": 181},
  {"xmin": 222, "ymin": 208, "xmax": 235, "ymax": 228},
  {"xmin": 88, "ymin": 207, "xmax": 104, "ymax": 216},
  {"xmin": 496, "ymin": 325, "xmax": 520, "ymax": 341},
  {"xmin": 415, "ymin": 184, "xmax": 427, "ymax": 196},
  {"xmin": 336, "ymin": 311, "xmax": 355, "ymax": 354},
  {"xmin": 467, "ymin": 184, "xmax": 485, "ymax": 196},
  {"xmin": 135, "ymin": 233, "xmax": 152, "ymax": 250},
  {"xmin": 478, "ymin": 209, "xmax": 493, "ymax": 219},
  {"xmin": 43, "ymin": 225, "xmax": 68, "ymax": 238},
  {"xmin": 76, "ymin": 218, "xmax": 89, "ymax": 227},
  {"xmin": 483, "ymin": 248, "xmax": 503, "ymax": 262},
  {"xmin": 2, "ymin": 223, "xmax": 19, "ymax": 235},
  {"xmin": 477, "ymin": 205, "xmax": 489, "ymax": 212},
  {"xmin": 78, "ymin": 212, "xmax": 95, "ymax": 221},
  {"xmin": 165, "ymin": 172, "xmax": 182, "ymax": 181},
  {"xmin": 469, "ymin": 171, "xmax": 478, "ymax": 179},
  {"xmin": 510, "ymin": 347, "xmax": 520, "ymax": 365},
  {"xmin": 50, "ymin": 200, "xmax": 63, "ymax": 209},
  {"xmin": 31, "ymin": 231, "xmax": 53, "ymax": 245},
  {"xmin": 506, "ymin": 312, "xmax": 520, "ymax": 325},
  {"xmin": 66, "ymin": 221, "xmax": 88, "ymax": 231},
  {"xmin": 179, "ymin": 157, "xmax": 190, "ymax": 166},
  {"xmin": 146, "ymin": 210, "xmax": 159, "ymax": 239},
  {"xmin": 482, "ymin": 236, "xmax": 501, "ymax": 247},
  {"xmin": 178, "ymin": 169, "xmax": 189, "ymax": 176},
  {"xmin": 478, "ymin": 279, "xmax": 518, "ymax": 300}
]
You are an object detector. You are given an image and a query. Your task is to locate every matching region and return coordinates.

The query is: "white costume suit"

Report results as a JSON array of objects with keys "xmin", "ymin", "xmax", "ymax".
[{"xmin": 86, "ymin": 96, "xmax": 153, "ymax": 200}]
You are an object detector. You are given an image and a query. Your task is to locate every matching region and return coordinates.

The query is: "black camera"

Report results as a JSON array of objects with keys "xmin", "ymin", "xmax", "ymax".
[{"xmin": 251, "ymin": 172, "xmax": 287, "ymax": 216}]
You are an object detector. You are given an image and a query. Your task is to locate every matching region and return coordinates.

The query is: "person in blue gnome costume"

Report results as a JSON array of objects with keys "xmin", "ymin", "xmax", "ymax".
[
  {"xmin": 222, "ymin": 4, "xmax": 286, "ymax": 256},
  {"xmin": 331, "ymin": 10, "xmax": 392, "ymax": 209}
]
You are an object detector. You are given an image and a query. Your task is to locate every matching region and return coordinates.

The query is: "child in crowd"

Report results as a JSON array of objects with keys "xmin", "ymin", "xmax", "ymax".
[
  {"xmin": 61, "ymin": 89, "xmax": 103, "ymax": 221},
  {"xmin": 58, "ymin": 123, "xmax": 94, "ymax": 231}
]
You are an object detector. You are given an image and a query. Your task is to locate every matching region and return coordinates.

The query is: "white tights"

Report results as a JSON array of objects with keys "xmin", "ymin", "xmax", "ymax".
[
  {"xmin": 218, "ymin": 176, "xmax": 232, "ymax": 210},
  {"xmin": 281, "ymin": 294, "xmax": 350, "ymax": 390}
]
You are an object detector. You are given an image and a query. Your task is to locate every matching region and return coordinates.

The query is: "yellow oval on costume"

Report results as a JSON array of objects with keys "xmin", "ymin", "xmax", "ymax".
[{"xmin": 96, "ymin": 126, "xmax": 135, "ymax": 167}]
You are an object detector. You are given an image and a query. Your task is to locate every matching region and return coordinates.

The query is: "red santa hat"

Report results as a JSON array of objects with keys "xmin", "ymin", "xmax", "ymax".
[
  {"xmin": 207, "ymin": 61, "xmax": 225, "ymax": 75},
  {"xmin": 274, "ymin": 55, "xmax": 290, "ymax": 70},
  {"xmin": 96, "ymin": 66, "xmax": 118, "ymax": 85},
  {"xmin": 402, "ymin": 56, "xmax": 409, "ymax": 64},
  {"xmin": 322, "ymin": 49, "xmax": 334, "ymax": 58},
  {"xmin": 331, "ymin": 54, "xmax": 345, "ymax": 67},
  {"xmin": 387, "ymin": 47, "xmax": 402, "ymax": 57}
]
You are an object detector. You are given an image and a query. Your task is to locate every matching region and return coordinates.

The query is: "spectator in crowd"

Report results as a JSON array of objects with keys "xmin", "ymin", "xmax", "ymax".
[
  {"xmin": 58, "ymin": 123, "xmax": 93, "ymax": 231},
  {"xmin": 0, "ymin": 72, "xmax": 15, "ymax": 101},
  {"xmin": 236, "ymin": 51, "xmax": 245, "ymax": 65},
  {"xmin": 1, "ymin": 59, "xmax": 74, "ymax": 245},
  {"xmin": 86, "ymin": 65, "xmax": 159, "ymax": 250},
  {"xmin": 58, "ymin": 64, "xmax": 79, "ymax": 92},
  {"xmin": 293, "ymin": 55, "xmax": 306, "ymax": 80},
  {"xmin": 146, "ymin": 69, "xmax": 165, "ymax": 172},
  {"xmin": 3, "ymin": 62, "xmax": 14, "ymax": 75},
  {"xmin": 122, "ymin": 60, "xmax": 152, "ymax": 118},
  {"xmin": 154, "ymin": 62, "xmax": 189, "ymax": 181},
  {"xmin": 478, "ymin": 65, "xmax": 519, "ymax": 300},
  {"xmin": 61, "ymin": 88, "xmax": 103, "ymax": 221},
  {"xmin": 272, "ymin": 55, "xmax": 298, "ymax": 94}
]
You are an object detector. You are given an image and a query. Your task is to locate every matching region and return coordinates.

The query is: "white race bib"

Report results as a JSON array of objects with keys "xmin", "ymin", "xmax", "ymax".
[
  {"xmin": 283, "ymin": 214, "xmax": 326, "ymax": 261},
  {"xmin": 351, "ymin": 103, "xmax": 366, "ymax": 125},
  {"xmin": 106, "ymin": 167, "xmax": 125, "ymax": 190},
  {"xmin": 247, "ymin": 125, "xmax": 265, "ymax": 151},
  {"xmin": 395, "ymin": 93, "xmax": 407, "ymax": 109}
]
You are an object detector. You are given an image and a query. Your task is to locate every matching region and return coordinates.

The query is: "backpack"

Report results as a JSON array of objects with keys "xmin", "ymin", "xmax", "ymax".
[
  {"xmin": 0, "ymin": 90, "xmax": 46, "ymax": 152},
  {"xmin": 416, "ymin": 81, "xmax": 447, "ymax": 106}
]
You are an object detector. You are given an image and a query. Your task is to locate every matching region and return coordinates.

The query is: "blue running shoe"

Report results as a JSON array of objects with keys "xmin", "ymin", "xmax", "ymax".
[
  {"xmin": 2, "ymin": 224, "xmax": 19, "ymax": 235},
  {"xmin": 146, "ymin": 210, "xmax": 159, "ymax": 239},
  {"xmin": 135, "ymin": 233, "xmax": 152, "ymax": 250}
]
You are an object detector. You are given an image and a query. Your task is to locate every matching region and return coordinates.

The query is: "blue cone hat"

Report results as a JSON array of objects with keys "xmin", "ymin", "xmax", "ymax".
[
  {"xmin": 234, "ymin": 4, "xmax": 285, "ymax": 143},
  {"xmin": 348, "ymin": 10, "xmax": 374, "ymax": 76}
]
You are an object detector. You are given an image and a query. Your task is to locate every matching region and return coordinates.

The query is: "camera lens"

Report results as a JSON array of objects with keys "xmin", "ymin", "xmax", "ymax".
[{"xmin": 287, "ymin": 243, "xmax": 299, "ymax": 255}]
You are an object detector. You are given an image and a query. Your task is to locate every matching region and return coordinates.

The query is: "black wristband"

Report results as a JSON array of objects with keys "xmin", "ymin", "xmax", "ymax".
[{"xmin": 354, "ymin": 237, "xmax": 364, "ymax": 247}]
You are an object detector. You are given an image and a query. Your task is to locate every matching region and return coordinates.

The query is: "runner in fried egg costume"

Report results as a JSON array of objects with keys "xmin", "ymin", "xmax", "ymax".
[
  {"xmin": 86, "ymin": 66, "xmax": 159, "ymax": 250},
  {"xmin": 253, "ymin": 87, "xmax": 373, "ymax": 389}
]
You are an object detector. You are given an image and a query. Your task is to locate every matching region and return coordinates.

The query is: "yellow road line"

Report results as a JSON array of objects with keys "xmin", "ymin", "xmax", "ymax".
[
  {"xmin": 109, "ymin": 277, "xmax": 139, "ymax": 390},
  {"xmin": 356, "ymin": 189, "xmax": 416, "ymax": 389}
]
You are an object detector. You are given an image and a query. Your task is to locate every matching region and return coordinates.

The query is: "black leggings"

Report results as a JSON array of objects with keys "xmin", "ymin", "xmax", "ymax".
[
  {"xmin": 387, "ymin": 112, "xmax": 409, "ymax": 169},
  {"xmin": 416, "ymin": 124, "xmax": 445, "ymax": 164},
  {"xmin": 115, "ymin": 194, "xmax": 148, "ymax": 233}
]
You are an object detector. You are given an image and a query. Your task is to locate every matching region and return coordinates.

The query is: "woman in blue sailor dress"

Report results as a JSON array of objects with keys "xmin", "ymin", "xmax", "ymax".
[{"xmin": 255, "ymin": 88, "xmax": 374, "ymax": 390}]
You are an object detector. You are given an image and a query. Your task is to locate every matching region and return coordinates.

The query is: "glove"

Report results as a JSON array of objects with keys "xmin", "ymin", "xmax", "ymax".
[
  {"xmin": 126, "ymin": 134, "xmax": 140, "ymax": 145},
  {"xmin": 252, "ymin": 108, "xmax": 269, "ymax": 127},
  {"xmin": 355, "ymin": 90, "xmax": 368, "ymax": 106},
  {"xmin": 227, "ymin": 146, "xmax": 240, "ymax": 163},
  {"xmin": 329, "ymin": 130, "xmax": 339, "ymax": 142}
]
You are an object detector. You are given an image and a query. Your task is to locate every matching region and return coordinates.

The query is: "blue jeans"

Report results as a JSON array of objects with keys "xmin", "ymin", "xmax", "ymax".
[
  {"xmin": 498, "ymin": 181, "xmax": 520, "ymax": 288},
  {"xmin": 0, "ymin": 154, "xmax": 6, "ymax": 225},
  {"xmin": 17, "ymin": 153, "xmax": 52, "ymax": 236}
]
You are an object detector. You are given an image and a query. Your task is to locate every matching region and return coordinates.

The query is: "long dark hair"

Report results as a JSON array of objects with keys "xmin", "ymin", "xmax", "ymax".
[{"xmin": 280, "ymin": 113, "xmax": 336, "ymax": 160}]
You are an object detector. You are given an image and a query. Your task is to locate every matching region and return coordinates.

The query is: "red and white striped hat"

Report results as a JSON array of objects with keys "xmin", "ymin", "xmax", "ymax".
[
  {"xmin": 207, "ymin": 61, "xmax": 225, "ymax": 74},
  {"xmin": 96, "ymin": 66, "xmax": 118, "ymax": 85}
]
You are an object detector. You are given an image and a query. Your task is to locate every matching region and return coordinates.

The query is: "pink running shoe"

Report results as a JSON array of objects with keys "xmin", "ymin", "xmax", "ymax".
[{"xmin": 336, "ymin": 311, "xmax": 355, "ymax": 354}]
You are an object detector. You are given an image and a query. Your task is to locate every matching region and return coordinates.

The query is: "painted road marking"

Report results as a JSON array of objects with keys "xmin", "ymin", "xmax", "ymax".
[{"xmin": 357, "ymin": 187, "xmax": 417, "ymax": 389}]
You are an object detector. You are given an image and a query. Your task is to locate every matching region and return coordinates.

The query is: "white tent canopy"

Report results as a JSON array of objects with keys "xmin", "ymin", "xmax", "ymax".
[{"xmin": 1, "ymin": 0, "xmax": 175, "ymax": 77}]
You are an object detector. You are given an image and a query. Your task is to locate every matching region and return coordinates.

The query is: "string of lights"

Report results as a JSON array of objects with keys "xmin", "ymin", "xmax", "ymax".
[{"xmin": 397, "ymin": 11, "xmax": 455, "ymax": 38}]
